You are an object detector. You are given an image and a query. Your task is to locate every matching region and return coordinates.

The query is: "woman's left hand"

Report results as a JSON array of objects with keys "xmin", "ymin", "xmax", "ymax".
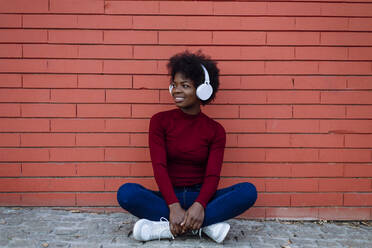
[{"xmin": 181, "ymin": 202, "xmax": 205, "ymax": 232}]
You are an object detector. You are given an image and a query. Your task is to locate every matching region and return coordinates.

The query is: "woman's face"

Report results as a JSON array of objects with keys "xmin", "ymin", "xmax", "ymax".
[{"xmin": 170, "ymin": 72, "xmax": 200, "ymax": 113}]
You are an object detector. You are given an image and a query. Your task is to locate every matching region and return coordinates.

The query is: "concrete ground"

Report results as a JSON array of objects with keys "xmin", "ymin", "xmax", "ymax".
[{"xmin": 0, "ymin": 207, "xmax": 371, "ymax": 248}]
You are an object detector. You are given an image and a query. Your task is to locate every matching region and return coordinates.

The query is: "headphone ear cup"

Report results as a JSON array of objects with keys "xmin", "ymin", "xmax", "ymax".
[
  {"xmin": 196, "ymin": 83, "xmax": 213, "ymax": 101},
  {"xmin": 169, "ymin": 85, "xmax": 173, "ymax": 95}
]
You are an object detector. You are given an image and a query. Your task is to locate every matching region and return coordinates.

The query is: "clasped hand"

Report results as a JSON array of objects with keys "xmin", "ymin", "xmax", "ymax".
[{"xmin": 168, "ymin": 202, "xmax": 204, "ymax": 236}]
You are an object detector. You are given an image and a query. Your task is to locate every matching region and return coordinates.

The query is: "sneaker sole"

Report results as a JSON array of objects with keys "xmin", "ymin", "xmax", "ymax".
[{"xmin": 215, "ymin": 224, "xmax": 230, "ymax": 243}]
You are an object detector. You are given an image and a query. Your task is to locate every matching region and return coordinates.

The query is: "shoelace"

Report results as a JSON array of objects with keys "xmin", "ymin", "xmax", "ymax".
[
  {"xmin": 192, "ymin": 228, "xmax": 202, "ymax": 238},
  {"xmin": 157, "ymin": 217, "xmax": 175, "ymax": 240}
]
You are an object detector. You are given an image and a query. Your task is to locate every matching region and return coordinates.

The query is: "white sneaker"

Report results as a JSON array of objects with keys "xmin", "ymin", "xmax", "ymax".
[
  {"xmin": 132, "ymin": 218, "xmax": 174, "ymax": 241},
  {"xmin": 202, "ymin": 222, "xmax": 230, "ymax": 243}
]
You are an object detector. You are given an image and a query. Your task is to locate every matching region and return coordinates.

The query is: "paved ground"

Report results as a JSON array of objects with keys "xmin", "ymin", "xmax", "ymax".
[{"xmin": 0, "ymin": 207, "xmax": 371, "ymax": 248}]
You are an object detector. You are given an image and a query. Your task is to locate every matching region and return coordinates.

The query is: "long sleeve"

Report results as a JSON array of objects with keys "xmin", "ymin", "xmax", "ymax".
[
  {"xmin": 195, "ymin": 123, "xmax": 226, "ymax": 208},
  {"xmin": 148, "ymin": 113, "xmax": 179, "ymax": 206}
]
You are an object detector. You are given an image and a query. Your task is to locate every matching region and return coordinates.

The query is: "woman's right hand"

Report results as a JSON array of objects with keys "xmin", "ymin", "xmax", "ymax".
[{"xmin": 168, "ymin": 202, "xmax": 186, "ymax": 236}]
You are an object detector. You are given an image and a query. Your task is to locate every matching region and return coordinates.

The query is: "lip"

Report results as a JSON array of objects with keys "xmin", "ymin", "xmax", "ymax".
[{"xmin": 174, "ymin": 97, "xmax": 185, "ymax": 103}]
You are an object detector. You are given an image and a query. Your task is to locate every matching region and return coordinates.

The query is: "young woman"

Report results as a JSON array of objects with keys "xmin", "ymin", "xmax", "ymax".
[{"xmin": 117, "ymin": 51, "xmax": 257, "ymax": 243}]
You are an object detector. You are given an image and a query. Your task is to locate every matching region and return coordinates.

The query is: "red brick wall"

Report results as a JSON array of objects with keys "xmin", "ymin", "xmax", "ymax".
[{"xmin": 1, "ymin": 0, "xmax": 372, "ymax": 220}]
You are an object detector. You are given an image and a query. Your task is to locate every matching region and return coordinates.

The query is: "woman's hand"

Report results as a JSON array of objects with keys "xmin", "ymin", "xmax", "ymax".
[
  {"xmin": 168, "ymin": 202, "xmax": 186, "ymax": 236},
  {"xmin": 181, "ymin": 202, "xmax": 205, "ymax": 232}
]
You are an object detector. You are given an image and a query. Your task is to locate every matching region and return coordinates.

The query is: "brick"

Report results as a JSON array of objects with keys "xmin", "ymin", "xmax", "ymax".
[
  {"xmin": 22, "ymin": 163, "xmax": 76, "ymax": 176},
  {"xmin": 267, "ymin": 120, "xmax": 319, "ymax": 133},
  {"xmin": 0, "ymin": 193, "xmax": 21, "ymax": 206},
  {"xmin": 238, "ymin": 134, "xmax": 291, "ymax": 147},
  {"xmin": 131, "ymin": 104, "xmax": 173, "ymax": 118},
  {"xmin": 51, "ymin": 119, "xmax": 104, "ymax": 133},
  {"xmin": 0, "ymin": 44, "xmax": 21, "ymax": 57},
  {"xmin": 219, "ymin": 120, "xmax": 266, "ymax": 133},
  {"xmin": 0, "ymin": 118, "xmax": 49, "ymax": 132},
  {"xmin": 267, "ymin": 32, "xmax": 320, "ymax": 45},
  {"xmin": 77, "ymin": 15, "xmax": 131, "ymax": 29},
  {"xmin": 106, "ymin": 119, "xmax": 150, "ymax": 132},
  {"xmin": 349, "ymin": 18, "xmax": 372, "ymax": 31},
  {"xmin": 133, "ymin": 75, "xmax": 167, "ymax": 89},
  {"xmin": 293, "ymin": 105, "xmax": 345, "ymax": 118},
  {"xmin": 319, "ymin": 207, "xmax": 370, "ymax": 220},
  {"xmin": 106, "ymin": 89, "xmax": 159, "ymax": 103},
  {"xmin": 319, "ymin": 61, "xmax": 372, "ymax": 75},
  {"xmin": 266, "ymin": 179, "xmax": 318, "ymax": 192},
  {"xmin": 219, "ymin": 178, "xmax": 265, "ymax": 192},
  {"xmin": 268, "ymin": 2, "xmax": 321, "ymax": 16},
  {"xmin": 23, "ymin": 74, "xmax": 77, "ymax": 88},
  {"xmin": 103, "ymin": 60, "xmax": 157, "ymax": 74},
  {"xmin": 0, "ymin": 103, "xmax": 20, "ymax": 117},
  {"xmin": 186, "ymin": 16, "xmax": 241, "ymax": 31},
  {"xmin": 344, "ymin": 164, "xmax": 372, "ymax": 177},
  {"xmin": 0, "ymin": 148, "xmax": 49, "ymax": 162},
  {"xmin": 50, "ymin": 0, "xmax": 104, "ymax": 14},
  {"xmin": 130, "ymin": 163, "xmax": 153, "ymax": 176},
  {"xmin": 47, "ymin": 59, "xmax": 102, "ymax": 74},
  {"xmin": 241, "ymin": 76, "xmax": 293, "ymax": 89},
  {"xmin": 134, "ymin": 46, "xmax": 188, "ymax": 60},
  {"xmin": 0, "ymin": 163, "xmax": 21, "ymax": 177},
  {"xmin": 21, "ymin": 104, "xmax": 76, "ymax": 117},
  {"xmin": 346, "ymin": 134, "xmax": 372, "ymax": 148},
  {"xmin": 0, "ymin": 0, "xmax": 48, "ymax": 13},
  {"xmin": 266, "ymin": 207, "xmax": 318, "ymax": 220},
  {"xmin": 291, "ymin": 163, "xmax": 344, "ymax": 177},
  {"xmin": 241, "ymin": 17, "xmax": 295, "ymax": 30},
  {"xmin": 320, "ymin": 120, "xmax": 372, "ymax": 133},
  {"xmin": 104, "ymin": 1, "xmax": 159, "ymax": 14},
  {"xmin": 347, "ymin": 106, "xmax": 372, "ymax": 118},
  {"xmin": 51, "ymin": 89, "xmax": 104, "ymax": 103},
  {"xmin": 266, "ymin": 148, "xmax": 318, "ymax": 162},
  {"xmin": 349, "ymin": 47, "xmax": 372, "ymax": 60},
  {"xmin": 104, "ymin": 30, "xmax": 157, "ymax": 44},
  {"xmin": 21, "ymin": 133, "xmax": 75, "ymax": 147},
  {"xmin": 77, "ymin": 193, "xmax": 116, "ymax": 206},
  {"xmin": 319, "ymin": 179, "xmax": 371, "ymax": 192},
  {"xmin": 0, "ymin": 30, "xmax": 47, "ymax": 43},
  {"xmin": 0, "ymin": 133, "xmax": 19, "ymax": 146},
  {"xmin": 22, "ymin": 193, "xmax": 76, "ymax": 206},
  {"xmin": 321, "ymin": 32, "xmax": 372, "ymax": 45},
  {"xmin": 76, "ymin": 163, "xmax": 131, "ymax": 176},
  {"xmin": 213, "ymin": 2, "xmax": 267, "ymax": 15},
  {"xmin": 213, "ymin": 31, "xmax": 265, "ymax": 45},
  {"xmin": 291, "ymin": 193, "xmax": 343, "ymax": 207},
  {"xmin": 49, "ymin": 30, "xmax": 103, "ymax": 44},
  {"xmin": 209, "ymin": 91, "xmax": 267, "ymax": 104},
  {"xmin": 78, "ymin": 75, "xmax": 131, "ymax": 89},
  {"xmin": 0, "ymin": 74, "xmax": 21, "ymax": 87},
  {"xmin": 321, "ymin": 91, "xmax": 372, "ymax": 104},
  {"xmin": 296, "ymin": 47, "xmax": 347, "ymax": 60},
  {"xmin": 23, "ymin": 15, "xmax": 78, "ymax": 28},
  {"xmin": 0, "ymin": 59, "xmax": 47, "ymax": 73},
  {"xmin": 291, "ymin": 134, "xmax": 344, "ymax": 148},
  {"xmin": 105, "ymin": 178, "xmax": 157, "ymax": 191},
  {"xmin": 160, "ymin": 31, "xmax": 212, "ymax": 45},
  {"xmin": 23, "ymin": 44, "xmax": 78, "ymax": 58},
  {"xmin": 0, "ymin": 178, "xmax": 105, "ymax": 192},
  {"xmin": 347, "ymin": 77, "xmax": 372, "ymax": 89},
  {"xmin": 105, "ymin": 148, "xmax": 150, "ymax": 162},
  {"xmin": 294, "ymin": 76, "xmax": 347, "ymax": 89},
  {"xmin": 160, "ymin": 1, "xmax": 212, "ymax": 15},
  {"xmin": 202, "ymin": 105, "xmax": 239, "ymax": 118},
  {"xmin": 76, "ymin": 133, "xmax": 130, "ymax": 146},
  {"xmin": 241, "ymin": 46, "xmax": 295, "ymax": 60},
  {"xmin": 319, "ymin": 149, "xmax": 372, "ymax": 162},
  {"xmin": 240, "ymin": 105, "xmax": 291, "ymax": 119},
  {"xmin": 296, "ymin": 17, "xmax": 348, "ymax": 31},
  {"xmin": 238, "ymin": 207, "xmax": 265, "ymax": 220},
  {"xmin": 130, "ymin": 133, "xmax": 148, "ymax": 147},
  {"xmin": 320, "ymin": 3, "xmax": 372, "ymax": 17},
  {"xmin": 344, "ymin": 194, "xmax": 372, "ymax": 206},
  {"xmin": 218, "ymin": 61, "xmax": 265, "ymax": 75},
  {"xmin": 255, "ymin": 193, "xmax": 290, "ymax": 207},
  {"xmin": 219, "ymin": 76, "xmax": 241, "ymax": 89},
  {"xmin": 0, "ymin": 14, "xmax": 21, "ymax": 27},
  {"xmin": 50, "ymin": 148, "xmax": 104, "ymax": 162},
  {"xmin": 224, "ymin": 148, "xmax": 265, "ymax": 162},
  {"xmin": 0, "ymin": 89, "xmax": 49, "ymax": 102},
  {"xmin": 265, "ymin": 61, "xmax": 319, "ymax": 74},
  {"xmin": 133, "ymin": 16, "xmax": 187, "ymax": 30},
  {"xmin": 78, "ymin": 45, "xmax": 132, "ymax": 59},
  {"xmin": 221, "ymin": 163, "xmax": 291, "ymax": 177},
  {"xmin": 77, "ymin": 104, "xmax": 130, "ymax": 118}
]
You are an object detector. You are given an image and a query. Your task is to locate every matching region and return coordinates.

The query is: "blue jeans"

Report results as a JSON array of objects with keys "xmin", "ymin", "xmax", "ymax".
[{"xmin": 117, "ymin": 182, "xmax": 257, "ymax": 227}]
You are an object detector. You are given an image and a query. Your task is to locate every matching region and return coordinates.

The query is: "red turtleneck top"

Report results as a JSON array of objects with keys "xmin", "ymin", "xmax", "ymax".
[{"xmin": 148, "ymin": 108, "xmax": 226, "ymax": 208}]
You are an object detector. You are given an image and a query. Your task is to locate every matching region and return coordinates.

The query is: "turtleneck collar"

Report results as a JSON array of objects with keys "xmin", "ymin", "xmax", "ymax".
[{"xmin": 175, "ymin": 108, "xmax": 203, "ymax": 119}]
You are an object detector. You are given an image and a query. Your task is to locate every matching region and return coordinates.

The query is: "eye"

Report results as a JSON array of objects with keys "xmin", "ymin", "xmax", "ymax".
[{"xmin": 182, "ymin": 84, "xmax": 190, "ymax": 88}]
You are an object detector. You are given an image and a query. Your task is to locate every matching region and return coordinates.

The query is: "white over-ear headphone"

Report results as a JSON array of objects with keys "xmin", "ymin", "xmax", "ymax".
[{"xmin": 169, "ymin": 64, "xmax": 213, "ymax": 101}]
